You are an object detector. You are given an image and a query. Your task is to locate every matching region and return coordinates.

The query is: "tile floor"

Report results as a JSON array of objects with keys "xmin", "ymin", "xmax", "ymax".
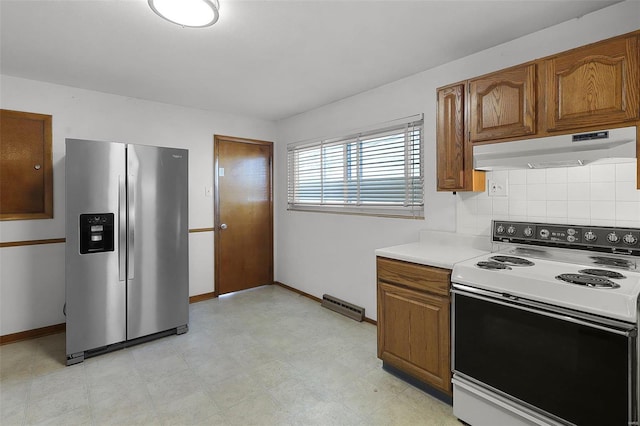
[{"xmin": 1, "ymin": 285, "xmax": 460, "ymax": 425}]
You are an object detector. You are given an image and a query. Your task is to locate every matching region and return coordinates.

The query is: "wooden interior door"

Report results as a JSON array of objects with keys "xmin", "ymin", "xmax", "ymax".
[{"xmin": 214, "ymin": 135, "xmax": 273, "ymax": 296}]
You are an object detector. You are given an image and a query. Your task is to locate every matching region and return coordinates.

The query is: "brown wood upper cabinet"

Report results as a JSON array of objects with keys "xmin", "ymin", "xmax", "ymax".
[
  {"xmin": 0, "ymin": 109, "xmax": 53, "ymax": 220},
  {"xmin": 436, "ymin": 31, "xmax": 640, "ymax": 190},
  {"xmin": 437, "ymin": 84, "xmax": 465, "ymax": 190},
  {"xmin": 545, "ymin": 34, "xmax": 639, "ymax": 131},
  {"xmin": 469, "ymin": 64, "xmax": 537, "ymax": 142},
  {"xmin": 436, "ymin": 83, "xmax": 485, "ymax": 192}
]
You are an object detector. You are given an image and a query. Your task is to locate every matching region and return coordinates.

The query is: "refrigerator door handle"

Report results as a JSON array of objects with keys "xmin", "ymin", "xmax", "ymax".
[
  {"xmin": 118, "ymin": 175, "xmax": 126, "ymax": 282},
  {"xmin": 127, "ymin": 173, "xmax": 135, "ymax": 280}
]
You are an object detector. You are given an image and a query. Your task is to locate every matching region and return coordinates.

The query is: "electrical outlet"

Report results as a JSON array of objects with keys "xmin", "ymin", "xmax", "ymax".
[{"xmin": 488, "ymin": 179, "xmax": 507, "ymax": 197}]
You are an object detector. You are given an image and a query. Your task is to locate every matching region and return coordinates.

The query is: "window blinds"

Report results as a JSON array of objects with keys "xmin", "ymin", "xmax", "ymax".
[{"xmin": 287, "ymin": 116, "xmax": 424, "ymax": 218}]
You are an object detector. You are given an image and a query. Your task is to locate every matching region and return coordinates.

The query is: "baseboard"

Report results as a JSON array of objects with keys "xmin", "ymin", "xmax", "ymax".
[
  {"xmin": 275, "ymin": 281, "xmax": 322, "ymax": 303},
  {"xmin": 274, "ymin": 281, "xmax": 377, "ymax": 325},
  {"xmin": 2, "ymin": 287, "xmax": 371, "ymax": 345},
  {"xmin": 2, "ymin": 292, "xmax": 216, "ymax": 346},
  {"xmin": 189, "ymin": 292, "xmax": 217, "ymax": 304},
  {"xmin": 0, "ymin": 323, "xmax": 65, "ymax": 346}
]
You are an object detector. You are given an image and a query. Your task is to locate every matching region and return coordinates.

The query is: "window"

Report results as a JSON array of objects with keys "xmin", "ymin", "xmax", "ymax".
[{"xmin": 287, "ymin": 115, "xmax": 423, "ymax": 218}]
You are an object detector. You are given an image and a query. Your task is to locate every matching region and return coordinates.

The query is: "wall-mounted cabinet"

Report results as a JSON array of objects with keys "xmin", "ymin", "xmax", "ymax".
[
  {"xmin": 436, "ymin": 83, "xmax": 485, "ymax": 192},
  {"xmin": 0, "ymin": 109, "xmax": 53, "ymax": 220},
  {"xmin": 545, "ymin": 34, "xmax": 639, "ymax": 132},
  {"xmin": 469, "ymin": 63, "xmax": 537, "ymax": 142},
  {"xmin": 436, "ymin": 30, "xmax": 640, "ymax": 191}
]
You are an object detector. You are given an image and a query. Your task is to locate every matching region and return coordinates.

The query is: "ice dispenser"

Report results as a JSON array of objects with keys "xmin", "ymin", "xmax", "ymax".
[{"xmin": 79, "ymin": 213, "xmax": 114, "ymax": 254}]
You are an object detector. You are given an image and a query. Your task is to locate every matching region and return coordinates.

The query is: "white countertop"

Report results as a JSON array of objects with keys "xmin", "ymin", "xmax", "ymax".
[{"xmin": 375, "ymin": 230, "xmax": 492, "ymax": 270}]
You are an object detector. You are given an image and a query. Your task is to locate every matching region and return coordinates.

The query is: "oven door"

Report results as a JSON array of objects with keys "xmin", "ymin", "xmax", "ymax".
[{"xmin": 452, "ymin": 284, "xmax": 637, "ymax": 426}]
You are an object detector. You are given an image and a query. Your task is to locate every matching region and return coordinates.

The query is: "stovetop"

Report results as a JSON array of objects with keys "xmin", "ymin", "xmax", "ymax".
[{"xmin": 451, "ymin": 221, "xmax": 640, "ymax": 323}]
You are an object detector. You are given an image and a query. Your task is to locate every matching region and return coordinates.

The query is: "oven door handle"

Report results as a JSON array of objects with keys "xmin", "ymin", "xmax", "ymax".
[{"xmin": 451, "ymin": 284, "xmax": 636, "ymax": 337}]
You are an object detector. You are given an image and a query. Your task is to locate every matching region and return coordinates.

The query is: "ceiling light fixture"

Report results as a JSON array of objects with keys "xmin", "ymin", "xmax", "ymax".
[{"xmin": 148, "ymin": 0, "xmax": 220, "ymax": 28}]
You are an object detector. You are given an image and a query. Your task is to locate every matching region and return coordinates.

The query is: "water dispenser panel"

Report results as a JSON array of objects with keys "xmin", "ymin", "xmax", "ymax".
[{"xmin": 80, "ymin": 213, "xmax": 114, "ymax": 254}]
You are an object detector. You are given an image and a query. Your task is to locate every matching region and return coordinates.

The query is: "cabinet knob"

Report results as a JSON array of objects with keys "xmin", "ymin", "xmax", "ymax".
[{"xmin": 34, "ymin": 164, "xmax": 41, "ymax": 170}]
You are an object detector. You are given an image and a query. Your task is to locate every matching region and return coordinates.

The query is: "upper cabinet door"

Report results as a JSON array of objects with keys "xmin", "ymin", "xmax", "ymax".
[
  {"xmin": 437, "ymin": 84, "xmax": 485, "ymax": 192},
  {"xmin": 0, "ymin": 109, "xmax": 53, "ymax": 220},
  {"xmin": 545, "ymin": 35, "xmax": 639, "ymax": 131},
  {"xmin": 469, "ymin": 64, "xmax": 537, "ymax": 142},
  {"xmin": 436, "ymin": 84, "xmax": 465, "ymax": 190}
]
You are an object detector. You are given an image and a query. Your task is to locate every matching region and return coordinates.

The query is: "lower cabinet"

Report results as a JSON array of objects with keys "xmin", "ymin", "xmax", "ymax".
[{"xmin": 376, "ymin": 257, "xmax": 452, "ymax": 396}]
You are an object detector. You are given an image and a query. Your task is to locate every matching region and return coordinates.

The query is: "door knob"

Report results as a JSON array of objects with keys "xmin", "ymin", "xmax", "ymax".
[{"xmin": 219, "ymin": 223, "xmax": 228, "ymax": 230}]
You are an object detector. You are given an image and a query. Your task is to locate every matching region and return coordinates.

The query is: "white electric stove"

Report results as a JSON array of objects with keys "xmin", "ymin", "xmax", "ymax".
[
  {"xmin": 451, "ymin": 220, "xmax": 640, "ymax": 426},
  {"xmin": 453, "ymin": 246, "xmax": 640, "ymax": 323}
]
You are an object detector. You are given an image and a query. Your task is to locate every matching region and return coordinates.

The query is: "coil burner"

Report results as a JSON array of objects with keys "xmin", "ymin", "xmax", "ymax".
[
  {"xmin": 476, "ymin": 261, "xmax": 512, "ymax": 270},
  {"xmin": 589, "ymin": 256, "xmax": 633, "ymax": 269},
  {"xmin": 556, "ymin": 273, "xmax": 620, "ymax": 289},
  {"xmin": 489, "ymin": 256, "xmax": 535, "ymax": 267},
  {"xmin": 578, "ymin": 269, "xmax": 626, "ymax": 280}
]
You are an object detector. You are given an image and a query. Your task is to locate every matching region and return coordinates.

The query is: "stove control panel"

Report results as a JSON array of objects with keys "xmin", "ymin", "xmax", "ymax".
[{"xmin": 492, "ymin": 221, "xmax": 640, "ymax": 256}]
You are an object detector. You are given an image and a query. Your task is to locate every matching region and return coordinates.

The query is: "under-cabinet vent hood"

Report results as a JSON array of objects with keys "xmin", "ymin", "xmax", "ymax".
[{"xmin": 473, "ymin": 126, "xmax": 636, "ymax": 170}]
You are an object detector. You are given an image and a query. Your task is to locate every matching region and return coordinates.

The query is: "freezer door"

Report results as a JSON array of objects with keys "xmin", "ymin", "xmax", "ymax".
[
  {"xmin": 126, "ymin": 144, "xmax": 189, "ymax": 340},
  {"xmin": 65, "ymin": 139, "xmax": 127, "ymax": 356}
]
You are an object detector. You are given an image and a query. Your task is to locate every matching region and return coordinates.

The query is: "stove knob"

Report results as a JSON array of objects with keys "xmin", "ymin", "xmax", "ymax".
[
  {"xmin": 567, "ymin": 228, "xmax": 576, "ymax": 236},
  {"xmin": 607, "ymin": 233, "xmax": 620, "ymax": 244},
  {"xmin": 507, "ymin": 226, "xmax": 516, "ymax": 235},
  {"xmin": 584, "ymin": 231, "xmax": 597, "ymax": 242},
  {"xmin": 623, "ymin": 233, "xmax": 638, "ymax": 246},
  {"xmin": 496, "ymin": 225, "xmax": 505, "ymax": 234},
  {"xmin": 539, "ymin": 229, "xmax": 550, "ymax": 239},
  {"xmin": 567, "ymin": 235, "xmax": 576, "ymax": 242},
  {"xmin": 523, "ymin": 227, "xmax": 533, "ymax": 237}
]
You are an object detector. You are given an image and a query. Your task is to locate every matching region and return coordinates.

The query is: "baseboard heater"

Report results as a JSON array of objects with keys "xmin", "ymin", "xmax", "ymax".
[{"xmin": 321, "ymin": 294, "xmax": 365, "ymax": 322}]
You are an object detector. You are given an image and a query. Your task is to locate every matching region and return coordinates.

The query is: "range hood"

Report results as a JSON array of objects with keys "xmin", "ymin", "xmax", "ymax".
[{"xmin": 473, "ymin": 126, "xmax": 636, "ymax": 170}]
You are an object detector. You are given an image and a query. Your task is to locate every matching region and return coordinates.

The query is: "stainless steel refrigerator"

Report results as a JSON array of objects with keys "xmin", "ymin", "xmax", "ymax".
[{"xmin": 65, "ymin": 138, "xmax": 189, "ymax": 366}]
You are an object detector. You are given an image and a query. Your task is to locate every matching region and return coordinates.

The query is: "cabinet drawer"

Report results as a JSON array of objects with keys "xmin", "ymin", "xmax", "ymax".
[{"xmin": 376, "ymin": 257, "xmax": 450, "ymax": 296}]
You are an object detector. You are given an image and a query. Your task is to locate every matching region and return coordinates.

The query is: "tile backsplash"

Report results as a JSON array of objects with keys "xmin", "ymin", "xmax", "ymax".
[{"xmin": 456, "ymin": 162, "xmax": 640, "ymax": 236}]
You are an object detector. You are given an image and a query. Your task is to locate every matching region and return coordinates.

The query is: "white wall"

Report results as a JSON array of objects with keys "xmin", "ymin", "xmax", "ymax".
[
  {"xmin": 0, "ymin": 75, "xmax": 276, "ymax": 335},
  {"xmin": 275, "ymin": 1, "xmax": 640, "ymax": 321},
  {"xmin": 2, "ymin": 1, "xmax": 639, "ymax": 335}
]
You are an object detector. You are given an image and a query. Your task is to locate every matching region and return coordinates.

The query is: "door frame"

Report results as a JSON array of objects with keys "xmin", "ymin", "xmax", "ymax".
[{"xmin": 213, "ymin": 134, "xmax": 274, "ymax": 297}]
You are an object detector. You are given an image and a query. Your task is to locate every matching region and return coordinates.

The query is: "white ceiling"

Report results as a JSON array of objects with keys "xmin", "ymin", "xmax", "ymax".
[{"xmin": 0, "ymin": 0, "xmax": 622, "ymax": 121}]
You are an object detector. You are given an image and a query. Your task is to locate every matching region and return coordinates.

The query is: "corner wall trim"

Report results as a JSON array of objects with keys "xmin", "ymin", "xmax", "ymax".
[
  {"xmin": 275, "ymin": 281, "xmax": 322, "ymax": 303},
  {"xmin": 0, "ymin": 238, "xmax": 66, "ymax": 248},
  {"xmin": 274, "ymin": 281, "xmax": 377, "ymax": 325},
  {"xmin": 0, "ymin": 323, "xmax": 65, "ymax": 345},
  {"xmin": 2, "ymin": 228, "xmax": 213, "ymax": 248},
  {"xmin": 189, "ymin": 292, "xmax": 217, "ymax": 303},
  {"xmin": 189, "ymin": 228, "xmax": 215, "ymax": 233}
]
